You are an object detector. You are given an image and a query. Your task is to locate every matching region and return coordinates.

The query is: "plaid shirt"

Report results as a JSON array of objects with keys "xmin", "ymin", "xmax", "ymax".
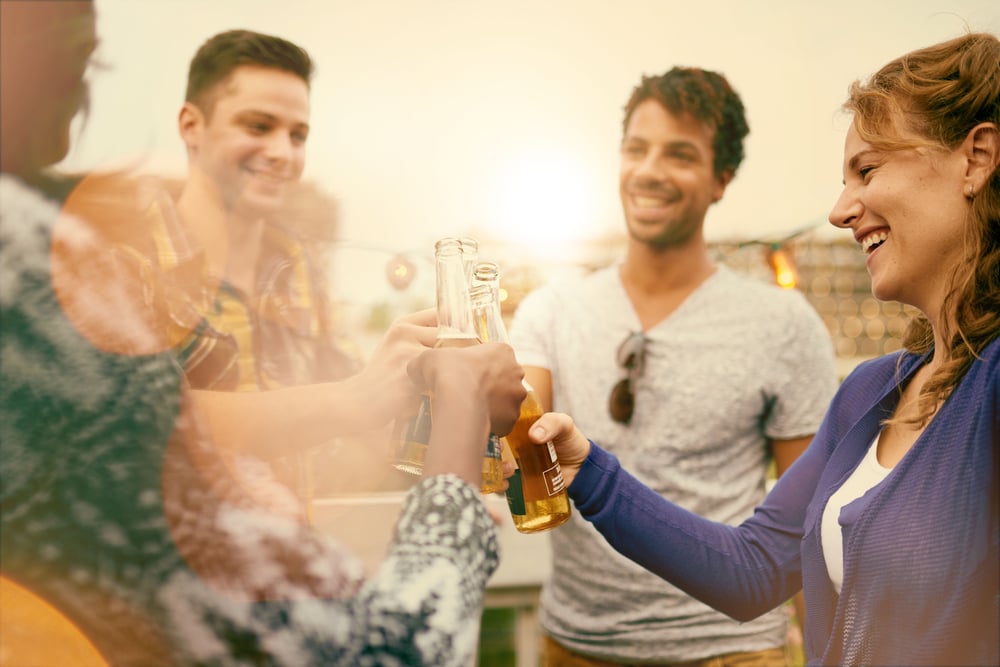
[{"xmin": 141, "ymin": 187, "xmax": 361, "ymax": 392}]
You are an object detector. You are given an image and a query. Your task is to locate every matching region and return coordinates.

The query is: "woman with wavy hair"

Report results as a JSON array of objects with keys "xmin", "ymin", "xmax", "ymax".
[{"xmin": 530, "ymin": 31, "xmax": 1000, "ymax": 667}]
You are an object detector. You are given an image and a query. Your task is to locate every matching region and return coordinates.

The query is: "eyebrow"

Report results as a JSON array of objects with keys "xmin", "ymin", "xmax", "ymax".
[
  {"xmin": 235, "ymin": 110, "xmax": 310, "ymax": 131},
  {"xmin": 847, "ymin": 149, "xmax": 879, "ymax": 173},
  {"xmin": 621, "ymin": 136, "xmax": 701, "ymax": 154}
]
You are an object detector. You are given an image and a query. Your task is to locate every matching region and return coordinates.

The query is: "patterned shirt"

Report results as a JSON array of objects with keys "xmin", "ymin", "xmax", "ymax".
[{"xmin": 1, "ymin": 172, "xmax": 498, "ymax": 666}]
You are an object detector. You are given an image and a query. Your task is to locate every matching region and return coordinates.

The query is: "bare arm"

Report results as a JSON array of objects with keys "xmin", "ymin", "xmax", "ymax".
[
  {"xmin": 410, "ymin": 343, "xmax": 526, "ymax": 487},
  {"xmin": 523, "ymin": 365, "xmax": 553, "ymax": 411},
  {"xmin": 189, "ymin": 309, "xmax": 438, "ymax": 460}
]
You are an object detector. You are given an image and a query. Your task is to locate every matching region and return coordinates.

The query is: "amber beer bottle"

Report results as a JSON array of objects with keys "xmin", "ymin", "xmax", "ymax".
[
  {"xmin": 390, "ymin": 238, "xmax": 504, "ymax": 492},
  {"xmin": 469, "ymin": 283, "xmax": 571, "ymax": 533}
]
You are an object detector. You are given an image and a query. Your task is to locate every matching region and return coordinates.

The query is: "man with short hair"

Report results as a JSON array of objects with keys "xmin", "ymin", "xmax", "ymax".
[
  {"xmin": 510, "ymin": 67, "xmax": 838, "ymax": 667},
  {"xmin": 153, "ymin": 31, "xmax": 364, "ymax": 509},
  {"xmin": 175, "ymin": 29, "xmax": 357, "ymax": 394}
]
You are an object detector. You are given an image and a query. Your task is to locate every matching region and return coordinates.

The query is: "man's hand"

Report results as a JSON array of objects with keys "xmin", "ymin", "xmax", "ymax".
[
  {"xmin": 407, "ymin": 342, "xmax": 526, "ymax": 436},
  {"xmin": 355, "ymin": 309, "xmax": 437, "ymax": 428},
  {"xmin": 407, "ymin": 342, "xmax": 526, "ymax": 486}
]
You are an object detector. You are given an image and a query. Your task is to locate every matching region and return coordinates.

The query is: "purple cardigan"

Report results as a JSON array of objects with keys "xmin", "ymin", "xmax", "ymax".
[{"xmin": 570, "ymin": 338, "xmax": 999, "ymax": 666}]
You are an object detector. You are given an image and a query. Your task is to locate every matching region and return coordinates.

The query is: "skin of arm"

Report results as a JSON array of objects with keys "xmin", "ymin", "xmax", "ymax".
[
  {"xmin": 189, "ymin": 309, "xmax": 438, "ymax": 460},
  {"xmin": 523, "ymin": 365, "xmax": 553, "ymax": 411},
  {"xmin": 411, "ymin": 342, "xmax": 526, "ymax": 488}
]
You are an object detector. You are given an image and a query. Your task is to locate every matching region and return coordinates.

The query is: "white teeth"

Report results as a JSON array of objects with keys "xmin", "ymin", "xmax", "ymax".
[
  {"xmin": 634, "ymin": 196, "xmax": 669, "ymax": 208},
  {"xmin": 861, "ymin": 230, "xmax": 888, "ymax": 253}
]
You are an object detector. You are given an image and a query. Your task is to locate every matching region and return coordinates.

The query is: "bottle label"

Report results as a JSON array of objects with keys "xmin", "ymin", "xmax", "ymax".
[
  {"xmin": 543, "ymin": 463, "xmax": 565, "ymax": 496},
  {"xmin": 485, "ymin": 433, "xmax": 502, "ymax": 460},
  {"xmin": 505, "ymin": 469, "xmax": 526, "ymax": 515}
]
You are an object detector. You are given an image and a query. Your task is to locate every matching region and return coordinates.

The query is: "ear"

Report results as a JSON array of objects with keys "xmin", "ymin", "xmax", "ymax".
[
  {"xmin": 962, "ymin": 122, "xmax": 999, "ymax": 195},
  {"xmin": 177, "ymin": 102, "xmax": 204, "ymax": 155},
  {"xmin": 712, "ymin": 169, "xmax": 734, "ymax": 203}
]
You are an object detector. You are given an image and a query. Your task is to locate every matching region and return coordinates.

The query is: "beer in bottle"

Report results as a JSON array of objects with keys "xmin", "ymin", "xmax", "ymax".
[
  {"xmin": 469, "ymin": 283, "xmax": 571, "ymax": 533},
  {"xmin": 390, "ymin": 238, "xmax": 504, "ymax": 493}
]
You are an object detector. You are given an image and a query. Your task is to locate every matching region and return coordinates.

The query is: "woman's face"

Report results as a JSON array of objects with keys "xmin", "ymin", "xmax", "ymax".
[
  {"xmin": 828, "ymin": 121, "xmax": 970, "ymax": 321},
  {"xmin": 0, "ymin": 1, "xmax": 97, "ymax": 176}
]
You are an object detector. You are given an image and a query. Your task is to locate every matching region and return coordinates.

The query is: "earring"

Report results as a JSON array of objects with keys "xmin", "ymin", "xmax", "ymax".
[{"xmin": 968, "ymin": 184, "xmax": 976, "ymax": 199}]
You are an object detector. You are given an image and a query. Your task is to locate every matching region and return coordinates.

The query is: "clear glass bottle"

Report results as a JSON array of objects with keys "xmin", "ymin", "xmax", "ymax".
[
  {"xmin": 391, "ymin": 239, "xmax": 504, "ymax": 493},
  {"xmin": 469, "ymin": 283, "xmax": 571, "ymax": 533}
]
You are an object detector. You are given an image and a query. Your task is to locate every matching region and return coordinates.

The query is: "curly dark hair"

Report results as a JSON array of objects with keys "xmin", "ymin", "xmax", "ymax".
[
  {"xmin": 185, "ymin": 29, "xmax": 313, "ymax": 116},
  {"xmin": 621, "ymin": 67, "xmax": 749, "ymax": 179},
  {"xmin": 845, "ymin": 31, "xmax": 1000, "ymax": 427}
]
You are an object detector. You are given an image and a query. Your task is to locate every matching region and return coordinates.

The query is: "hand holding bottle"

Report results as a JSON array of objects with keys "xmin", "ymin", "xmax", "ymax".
[
  {"xmin": 524, "ymin": 412, "xmax": 592, "ymax": 490},
  {"xmin": 353, "ymin": 308, "xmax": 437, "ymax": 431},
  {"xmin": 406, "ymin": 342, "xmax": 526, "ymax": 487}
]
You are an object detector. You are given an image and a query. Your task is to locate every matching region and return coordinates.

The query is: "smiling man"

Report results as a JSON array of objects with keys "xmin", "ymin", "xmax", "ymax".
[
  {"xmin": 165, "ymin": 30, "xmax": 360, "ymax": 510},
  {"xmin": 509, "ymin": 67, "xmax": 839, "ymax": 667}
]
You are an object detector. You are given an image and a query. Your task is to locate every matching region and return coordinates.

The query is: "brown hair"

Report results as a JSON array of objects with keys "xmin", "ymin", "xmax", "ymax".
[
  {"xmin": 185, "ymin": 29, "xmax": 313, "ymax": 116},
  {"xmin": 845, "ymin": 32, "xmax": 1000, "ymax": 426},
  {"xmin": 621, "ymin": 67, "xmax": 749, "ymax": 179}
]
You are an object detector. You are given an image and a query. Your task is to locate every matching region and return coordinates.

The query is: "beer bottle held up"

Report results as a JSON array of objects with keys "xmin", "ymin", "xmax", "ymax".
[
  {"xmin": 469, "ymin": 282, "xmax": 571, "ymax": 533},
  {"xmin": 390, "ymin": 238, "xmax": 504, "ymax": 493}
]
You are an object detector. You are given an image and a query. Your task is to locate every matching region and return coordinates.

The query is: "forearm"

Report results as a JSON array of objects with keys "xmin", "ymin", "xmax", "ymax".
[
  {"xmin": 570, "ymin": 443, "xmax": 804, "ymax": 621},
  {"xmin": 188, "ymin": 375, "xmax": 382, "ymax": 459},
  {"xmin": 347, "ymin": 475, "xmax": 498, "ymax": 665},
  {"xmin": 422, "ymin": 386, "xmax": 491, "ymax": 487}
]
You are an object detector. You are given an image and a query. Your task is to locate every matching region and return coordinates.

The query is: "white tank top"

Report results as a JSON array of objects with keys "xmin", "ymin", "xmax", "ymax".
[{"xmin": 821, "ymin": 432, "xmax": 892, "ymax": 593}]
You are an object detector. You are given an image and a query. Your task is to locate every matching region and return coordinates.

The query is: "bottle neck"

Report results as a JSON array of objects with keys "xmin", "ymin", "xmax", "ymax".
[
  {"xmin": 469, "ymin": 284, "xmax": 509, "ymax": 344},
  {"xmin": 435, "ymin": 244, "xmax": 476, "ymax": 340}
]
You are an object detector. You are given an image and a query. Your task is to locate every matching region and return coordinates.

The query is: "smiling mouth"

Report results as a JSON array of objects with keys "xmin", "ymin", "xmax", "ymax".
[
  {"xmin": 861, "ymin": 230, "xmax": 888, "ymax": 254},
  {"xmin": 631, "ymin": 191, "xmax": 681, "ymax": 210},
  {"xmin": 244, "ymin": 167, "xmax": 290, "ymax": 185}
]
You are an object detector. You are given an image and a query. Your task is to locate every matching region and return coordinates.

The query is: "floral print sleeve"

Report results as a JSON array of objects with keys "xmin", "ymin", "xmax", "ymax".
[
  {"xmin": 346, "ymin": 475, "xmax": 500, "ymax": 666},
  {"xmin": 158, "ymin": 475, "xmax": 499, "ymax": 667},
  {"xmin": 1, "ymin": 176, "xmax": 499, "ymax": 667}
]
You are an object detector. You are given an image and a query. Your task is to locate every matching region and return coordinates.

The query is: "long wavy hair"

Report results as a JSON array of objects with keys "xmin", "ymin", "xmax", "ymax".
[{"xmin": 845, "ymin": 32, "xmax": 1000, "ymax": 426}]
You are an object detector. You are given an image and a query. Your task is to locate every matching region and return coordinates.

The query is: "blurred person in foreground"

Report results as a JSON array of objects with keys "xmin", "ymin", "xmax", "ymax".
[
  {"xmin": 0, "ymin": 2, "xmax": 526, "ymax": 665},
  {"xmin": 526, "ymin": 31, "xmax": 1000, "ymax": 667},
  {"xmin": 509, "ymin": 67, "xmax": 836, "ymax": 666}
]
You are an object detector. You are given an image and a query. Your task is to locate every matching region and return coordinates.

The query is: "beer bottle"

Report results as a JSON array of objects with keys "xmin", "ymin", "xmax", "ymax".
[
  {"xmin": 469, "ymin": 283, "xmax": 571, "ymax": 533},
  {"xmin": 472, "ymin": 261, "xmax": 500, "ymax": 302},
  {"xmin": 459, "ymin": 237, "xmax": 479, "ymax": 285},
  {"xmin": 390, "ymin": 238, "xmax": 504, "ymax": 493}
]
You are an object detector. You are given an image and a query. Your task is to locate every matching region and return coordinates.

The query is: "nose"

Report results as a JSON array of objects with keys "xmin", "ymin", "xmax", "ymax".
[
  {"xmin": 828, "ymin": 185, "xmax": 861, "ymax": 228},
  {"xmin": 263, "ymin": 131, "xmax": 294, "ymax": 164},
  {"xmin": 634, "ymin": 152, "xmax": 667, "ymax": 182}
]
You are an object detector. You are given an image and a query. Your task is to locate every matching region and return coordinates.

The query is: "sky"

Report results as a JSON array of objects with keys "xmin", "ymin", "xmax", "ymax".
[{"xmin": 63, "ymin": 0, "xmax": 1000, "ymax": 274}]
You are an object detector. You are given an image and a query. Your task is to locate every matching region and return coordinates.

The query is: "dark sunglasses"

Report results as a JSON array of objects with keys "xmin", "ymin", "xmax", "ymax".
[{"xmin": 608, "ymin": 331, "xmax": 648, "ymax": 425}]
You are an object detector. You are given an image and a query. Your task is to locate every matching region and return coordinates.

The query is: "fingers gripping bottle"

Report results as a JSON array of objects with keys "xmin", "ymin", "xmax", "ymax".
[
  {"xmin": 469, "ymin": 282, "xmax": 571, "ymax": 533},
  {"xmin": 390, "ymin": 238, "xmax": 504, "ymax": 493}
]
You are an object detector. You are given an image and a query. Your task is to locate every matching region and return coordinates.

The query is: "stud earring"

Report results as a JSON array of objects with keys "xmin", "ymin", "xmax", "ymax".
[{"xmin": 968, "ymin": 184, "xmax": 976, "ymax": 199}]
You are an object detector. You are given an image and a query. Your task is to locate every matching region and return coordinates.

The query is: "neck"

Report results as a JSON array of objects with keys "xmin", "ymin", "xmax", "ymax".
[
  {"xmin": 175, "ymin": 174, "xmax": 265, "ymax": 293},
  {"xmin": 618, "ymin": 235, "xmax": 716, "ymax": 331},
  {"xmin": 620, "ymin": 235, "xmax": 715, "ymax": 295}
]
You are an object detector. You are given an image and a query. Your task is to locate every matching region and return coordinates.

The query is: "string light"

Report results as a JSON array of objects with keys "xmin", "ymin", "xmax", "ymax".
[
  {"xmin": 766, "ymin": 243, "xmax": 799, "ymax": 289},
  {"xmin": 385, "ymin": 254, "xmax": 416, "ymax": 291}
]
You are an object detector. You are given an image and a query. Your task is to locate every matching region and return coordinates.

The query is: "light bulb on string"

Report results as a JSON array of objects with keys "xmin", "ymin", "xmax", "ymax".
[
  {"xmin": 766, "ymin": 243, "xmax": 798, "ymax": 289},
  {"xmin": 386, "ymin": 254, "xmax": 416, "ymax": 291}
]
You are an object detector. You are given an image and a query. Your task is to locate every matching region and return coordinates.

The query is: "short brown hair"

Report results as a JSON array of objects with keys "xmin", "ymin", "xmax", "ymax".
[
  {"xmin": 622, "ymin": 67, "xmax": 749, "ymax": 179},
  {"xmin": 185, "ymin": 29, "xmax": 313, "ymax": 115}
]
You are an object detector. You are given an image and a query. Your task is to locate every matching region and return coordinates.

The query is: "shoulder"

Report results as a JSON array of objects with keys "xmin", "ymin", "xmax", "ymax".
[
  {"xmin": 521, "ymin": 265, "xmax": 618, "ymax": 304},
  {"xmin": 712, "ymin": 266, "xmax": 817, "ymax": 316},
  {"xmin": 0, "ymin": 176, "xmax": 64, "ymax": 310},
  {"xmin": 835, "ymin": 351, "xmax": 908, "ymax": 404}
]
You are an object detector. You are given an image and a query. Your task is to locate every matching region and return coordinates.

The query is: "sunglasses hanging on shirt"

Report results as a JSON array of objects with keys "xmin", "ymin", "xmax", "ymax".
[{"xmin": 608, "ymin": 331, "xmax": 648, "ymax": 425}]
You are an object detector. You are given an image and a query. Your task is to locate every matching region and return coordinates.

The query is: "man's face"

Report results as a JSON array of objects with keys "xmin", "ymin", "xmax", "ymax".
[
  {"xmin": 618, "ymin": 99, "xmax": 728, "ymax": 249},
  {"xmin": 185, "ymin": 65, "xmax": 310, "ymax": 217}
]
